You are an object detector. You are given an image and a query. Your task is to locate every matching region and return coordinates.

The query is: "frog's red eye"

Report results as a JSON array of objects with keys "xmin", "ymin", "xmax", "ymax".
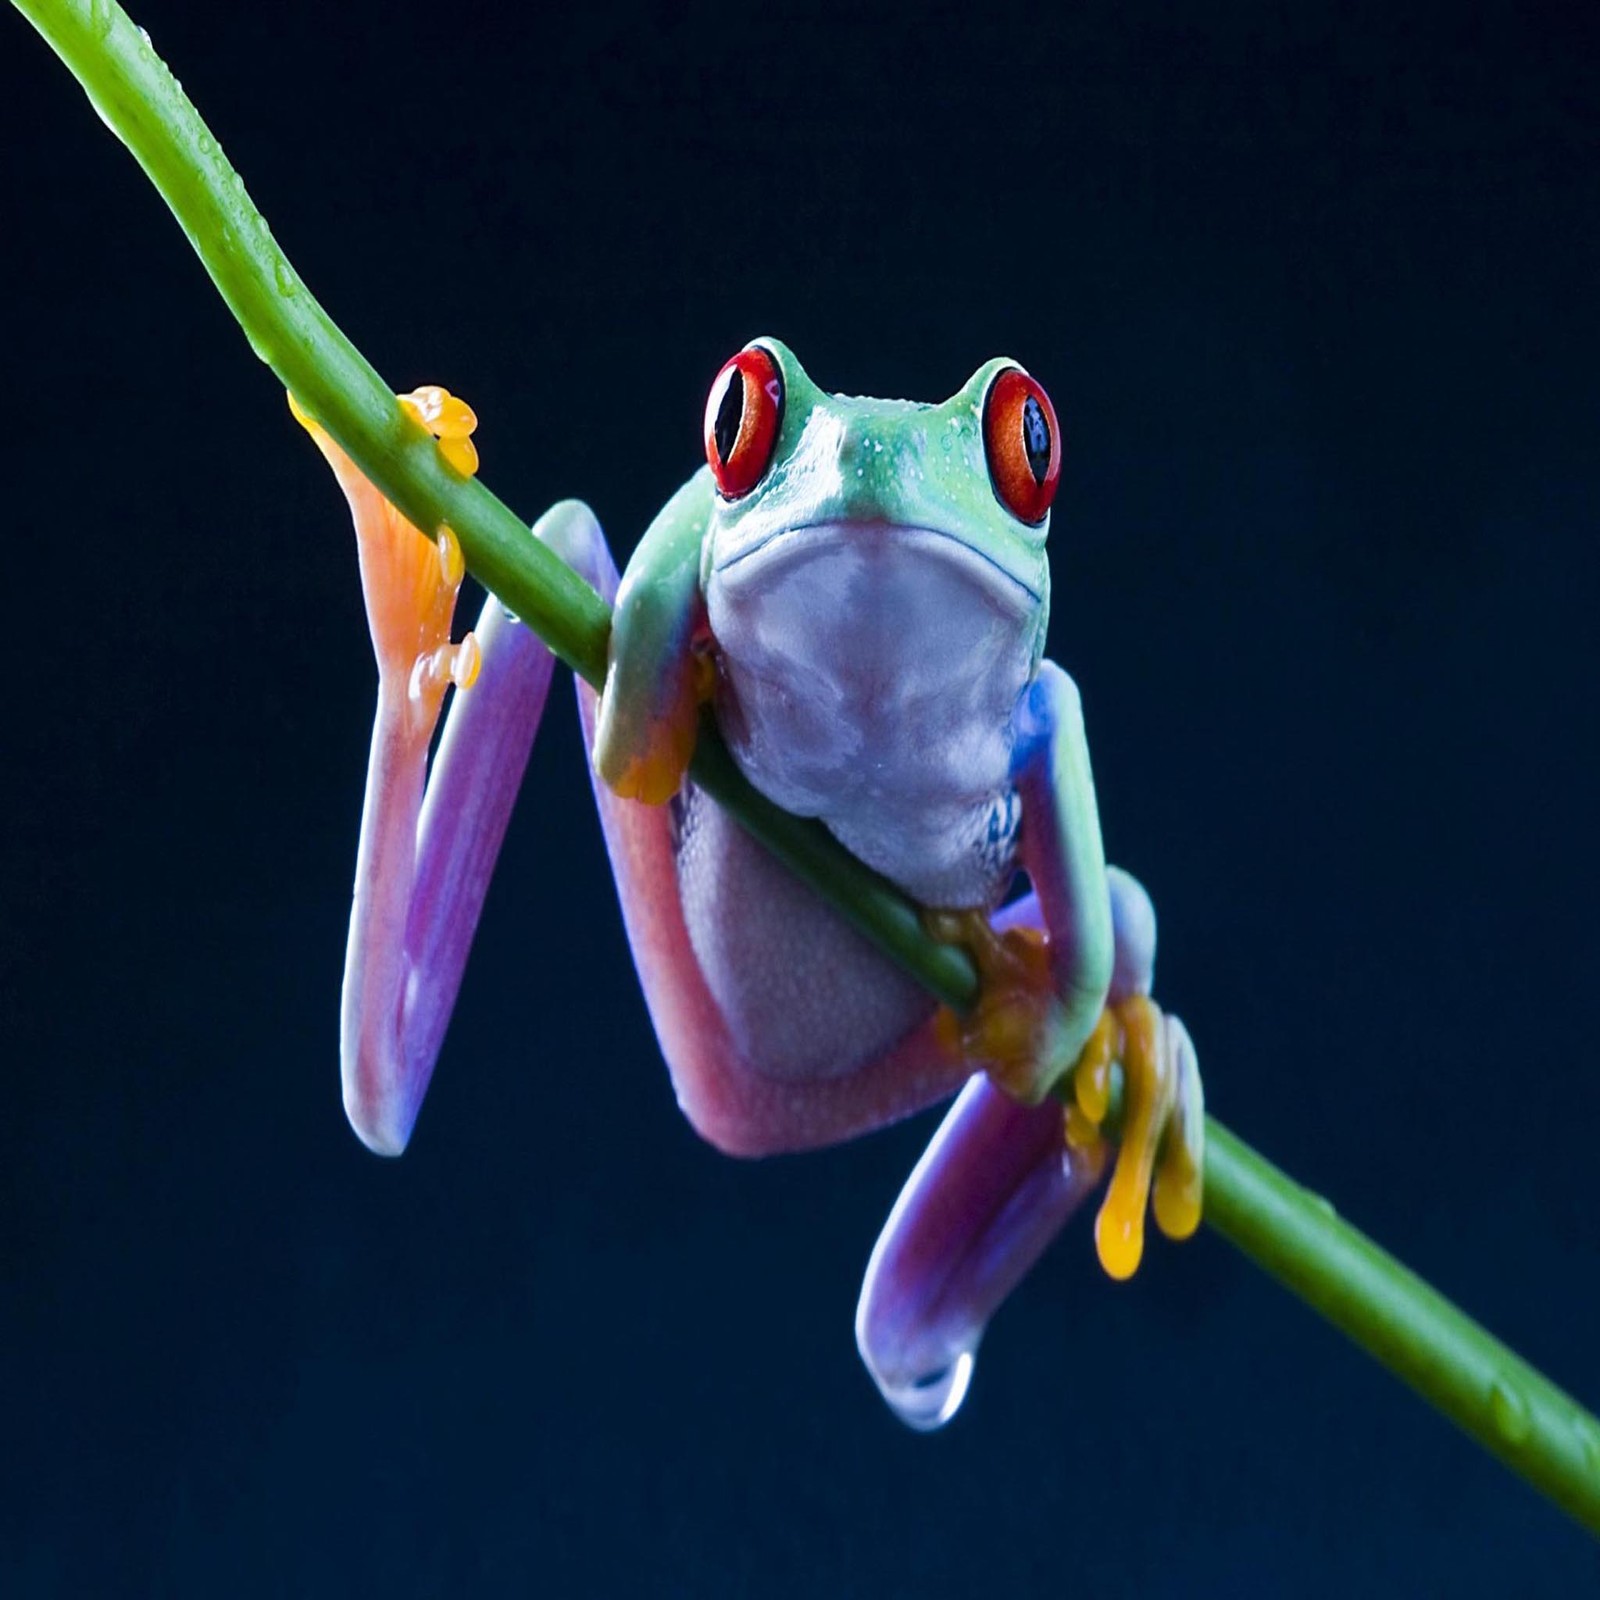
[
  {"xmin": 704, "ymin": 346, "xmax": 784, "ymax": 499},
  {"xmin": 983, "ymin": 367, "xmax": 1061, "ymax": 525}
]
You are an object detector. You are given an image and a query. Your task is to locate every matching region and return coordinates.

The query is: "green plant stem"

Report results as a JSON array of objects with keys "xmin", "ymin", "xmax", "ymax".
[
  {"xmin": 1207, "ymin": 1124, "xmax": 1600, "ymax": 1530},
  {"xmin": 15, "ymin": 0, "xmax": 1599, "ymax": 1536}
]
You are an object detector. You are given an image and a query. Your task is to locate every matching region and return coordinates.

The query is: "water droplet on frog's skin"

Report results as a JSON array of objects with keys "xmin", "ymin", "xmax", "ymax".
[
  {"xmin": 273, "ymin": 258, "xmax": 296, "ymax": 298},
  {"xmin": 135, "ymin": 24, "xmax": 152, "ymax": 51},
  {"xmin": 875, "ymin": 1350, "xmax": 976, "ymax": 1432},
  {"xmin": 1490, "ymin": 1378, "xmax": 1531, "ymax": 1447},
  {"xmin": 197, "ymin": 133, "xmax": 213, "ymax": 156}
]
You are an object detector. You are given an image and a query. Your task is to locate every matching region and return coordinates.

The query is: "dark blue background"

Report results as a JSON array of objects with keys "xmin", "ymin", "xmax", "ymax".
[{"xmin": 3, "ymin": 1, "xmax": 1598, "ymax": 1592}]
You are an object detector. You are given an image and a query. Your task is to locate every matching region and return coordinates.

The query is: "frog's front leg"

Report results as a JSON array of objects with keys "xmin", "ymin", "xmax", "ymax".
[
  {"xmin": 979, "ymin": 659, "xmax": 1118, "ymax": 1099},
  {"xmin": 1009, "ymin": 661, "xmax": 1204, "ymax": 1274},
  {"xmin": 930, "ymin": 662, "xmax": 1205, "ymax": 1277}
]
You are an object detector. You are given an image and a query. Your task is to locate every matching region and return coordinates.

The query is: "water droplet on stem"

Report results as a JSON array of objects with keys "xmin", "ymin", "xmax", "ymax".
[{"xmin": 1490, "ymin": 1378, "xmax": 1531, "ymax": 1447}]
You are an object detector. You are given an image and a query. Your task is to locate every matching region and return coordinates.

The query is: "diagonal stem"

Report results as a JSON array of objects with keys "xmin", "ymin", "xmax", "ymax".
[{"xmin": 12, "ymin": 0, "xmax": 1600, "ymax": 1537}]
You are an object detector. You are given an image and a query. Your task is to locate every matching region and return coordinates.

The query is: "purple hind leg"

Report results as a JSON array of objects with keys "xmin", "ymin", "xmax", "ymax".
[
  {"xmin": 856, "ymin": 867, "xmax": 1201, "ymax": 1428},
  {"xmin": 338, "ymin": 500, "xmax": 603, "ymax": 1154}
]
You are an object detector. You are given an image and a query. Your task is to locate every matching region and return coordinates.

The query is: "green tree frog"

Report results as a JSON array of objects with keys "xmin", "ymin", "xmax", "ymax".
[{"xmin": 293, "ymin": 341, "xmax": 1205, "ymax": 1429}]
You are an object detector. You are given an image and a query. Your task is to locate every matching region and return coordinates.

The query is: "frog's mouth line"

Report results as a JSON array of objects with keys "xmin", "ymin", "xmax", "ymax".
[{"xmin": 713, "ymin": 520, "xmax": 1040, "ymax": 611}]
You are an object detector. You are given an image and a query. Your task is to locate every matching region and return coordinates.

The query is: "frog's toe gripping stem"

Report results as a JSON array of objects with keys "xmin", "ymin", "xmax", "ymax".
[
  {"xmin": 1154, "ymin": 1014, "xmax": 1204, "ymax": 1242},
  {"xmin": 290, "ymin": 389, "xmax": 481, "ymax": 721},
  {"xmin": 1052, "ymin": 859, "xmax": 1202, "ymax": 1274},
  {"xmin": 1070, "ymin": 995, "xmax": 1205, "ymax": 1279}
]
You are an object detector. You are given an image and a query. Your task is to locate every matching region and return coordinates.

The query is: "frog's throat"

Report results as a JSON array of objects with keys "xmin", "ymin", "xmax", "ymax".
[{"xmin": 713, "ymin": 520, "xmax": 1040, "ymax": 612}]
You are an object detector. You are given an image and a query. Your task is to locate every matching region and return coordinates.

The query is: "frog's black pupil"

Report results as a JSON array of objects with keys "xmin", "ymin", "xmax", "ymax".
[
  {"xmin": 714, "ymin": 370, "xmax": 745, "ymax": 464},
  {"xmin": 1021, "ymin": 394, "xmax": 1051, "ymax": 484}
]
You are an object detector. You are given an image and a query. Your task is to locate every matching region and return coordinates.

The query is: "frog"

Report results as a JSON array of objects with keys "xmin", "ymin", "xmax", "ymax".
[{"xmin": 292, "ymin": 340, "xmax": 1205, "ymax": 1430}]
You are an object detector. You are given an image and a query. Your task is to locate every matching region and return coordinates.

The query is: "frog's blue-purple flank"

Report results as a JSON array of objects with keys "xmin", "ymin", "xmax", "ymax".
[{"xmin": 294, "ymin": 342, "xmax": 1206, "ymax": 1431}]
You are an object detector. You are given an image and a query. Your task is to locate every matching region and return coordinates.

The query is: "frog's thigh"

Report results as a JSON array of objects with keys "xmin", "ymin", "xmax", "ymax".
[
  {"xmin": 672, "ymin": 784, "xmax": 935, "ymax": 1081},
  {"xmin": 582, "ymin": 757, "xmax": 971, "ymax": 1155}
]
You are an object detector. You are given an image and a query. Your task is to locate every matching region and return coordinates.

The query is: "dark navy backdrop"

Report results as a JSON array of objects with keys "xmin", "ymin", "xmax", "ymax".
[{"xmin": 3, "ymin": 2, "xmax": 1598, "ymax": 1592}]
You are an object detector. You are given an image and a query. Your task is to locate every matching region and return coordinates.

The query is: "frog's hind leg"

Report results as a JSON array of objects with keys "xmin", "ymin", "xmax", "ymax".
[
  {"xmin": 572, "ymin": 673, "xmax": 977, "ymax": 1153},
  {"xmin": 580, "ymin": 720, "xmax": 982, "ymax": 1155},
  {"xmin": 305, "ymin": 407, "xmax": 961, "ymax": 1162},
  {"xmin": 303, "ymin": 383, "xmax": 598, "ymax": 1153},
  {"xmin": 855, "ymin": 1074, "xmax": 1105, "ymax": 1429},
  {"xmin": 855, "ymin": 872, "xmax": 1202, "ymax": 1426},
  {"xmin": 359, "ymin": 592, "xmax": 553, "ymax": 1145}
]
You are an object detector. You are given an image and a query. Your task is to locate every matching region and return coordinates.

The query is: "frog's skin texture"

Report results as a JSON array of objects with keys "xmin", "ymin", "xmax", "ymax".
[{"xmin": 296, "ymin": 346, "xmax": 1203, "ymax": 1428}]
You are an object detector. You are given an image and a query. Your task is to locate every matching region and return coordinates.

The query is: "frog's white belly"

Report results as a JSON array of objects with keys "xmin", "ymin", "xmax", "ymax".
[{"xmin": 706, "ymin": 521, "xmax": 1037, "ymax": 909}]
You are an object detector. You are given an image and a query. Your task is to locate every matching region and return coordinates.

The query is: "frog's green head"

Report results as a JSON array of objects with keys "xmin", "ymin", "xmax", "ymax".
[{"xmin": 700, "ymin": 339, "xmax": 1060, "ymax": 657}]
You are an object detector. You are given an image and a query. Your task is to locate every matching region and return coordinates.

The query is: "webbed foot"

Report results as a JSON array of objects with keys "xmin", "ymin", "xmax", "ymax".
[
  {"xmin": 922, "ymin": 909, "xmax": 1078, "ymax": 1101},
  {"xmin": 925, "ymin": 903, "xmax": 1204, "ymax": 1282},
  {"xmin": 289, "ymin": 385, "xmax": 482, "ymax": 731}
]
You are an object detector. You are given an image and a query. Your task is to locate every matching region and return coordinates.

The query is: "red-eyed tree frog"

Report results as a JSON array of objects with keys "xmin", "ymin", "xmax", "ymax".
[{"xmin": 293, "ymin": 341, "xmax": 1205, "ymax": 1429}]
